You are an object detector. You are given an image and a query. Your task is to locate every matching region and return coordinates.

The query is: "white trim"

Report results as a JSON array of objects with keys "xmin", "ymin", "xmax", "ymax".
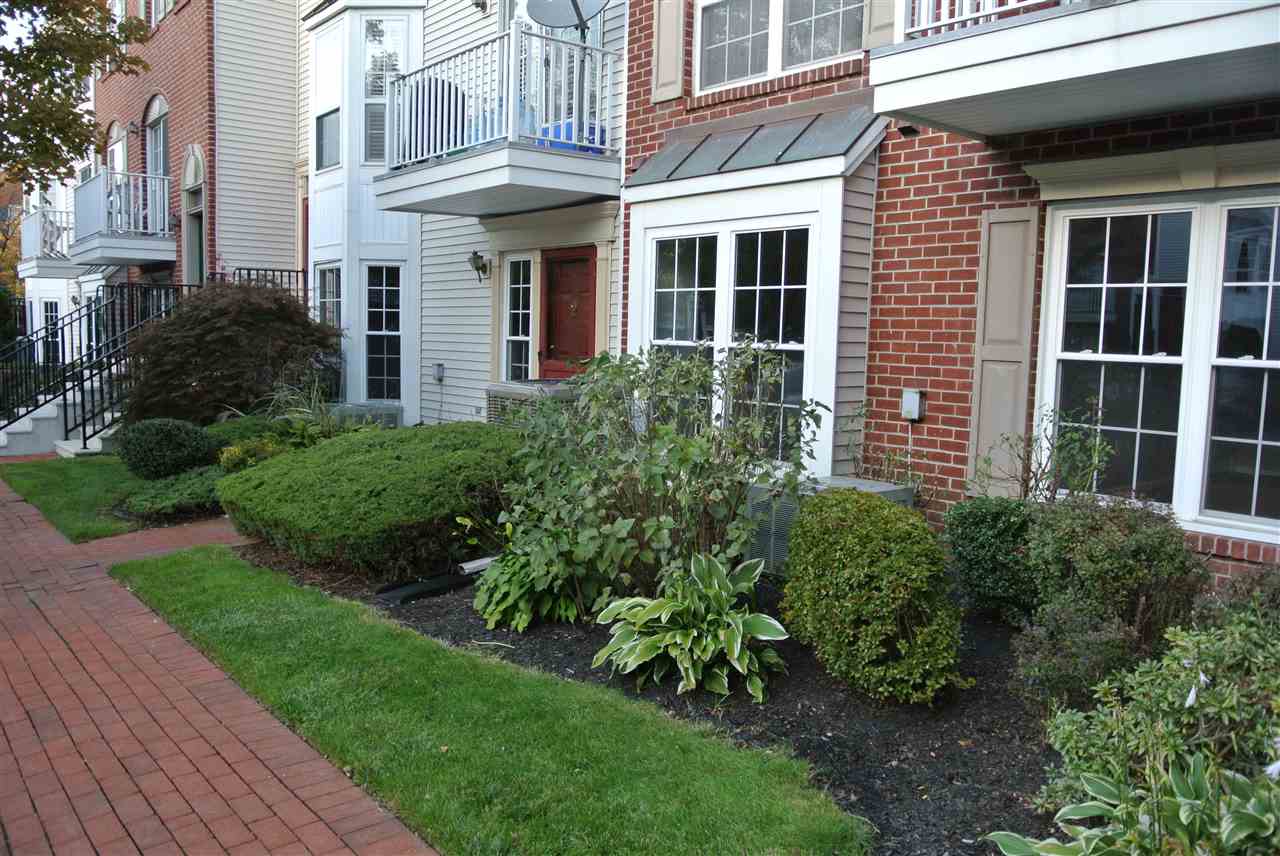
[
  {"xmin": 361, "ymin": 260, "xmax": 406, "ymax": 403},
  {"xmin": 1035, "ymin": 187, "xmax": 1280, "ymax": 546},
  {"xmin": 692, "ymin": 0, "xmax": 866, "ymax": 98},
  {"xmin": 502, "ymin": 254, "xmax": 535, "ymax": 382},
  {"xmin": 623, "ymin": 155, "xmax": 849, "ymax": 204},
  {"xmin": 627, "ymin": 177, "xmax": 844, "ymax": 475}
]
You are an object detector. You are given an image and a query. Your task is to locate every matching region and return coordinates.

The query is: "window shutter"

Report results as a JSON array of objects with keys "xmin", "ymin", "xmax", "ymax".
[
  {"xmin": 863, "ymin": 0, "xmax": 897, "ymax": 50},
  {"xmin": 651, "ymin": 0, "xmax": 685, "ymax": 104},
  {"xmin": 365, "ymin": 103, "xmax": 386, "ymax": 163},
  {"xmin": 968, "ymin": 205, "xmax": 1040, "ymax": 496}
]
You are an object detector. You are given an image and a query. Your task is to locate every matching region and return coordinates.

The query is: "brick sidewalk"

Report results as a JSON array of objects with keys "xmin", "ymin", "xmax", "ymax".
[{"xmin": 0, "ymin": 481, "xmax": 437, "ymax": 855}]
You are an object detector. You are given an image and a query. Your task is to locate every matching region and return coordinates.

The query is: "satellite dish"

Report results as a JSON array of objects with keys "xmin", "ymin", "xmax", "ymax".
[{"xmin": 525, "ymin": 0, "xmax": 609, "ymax": 34}]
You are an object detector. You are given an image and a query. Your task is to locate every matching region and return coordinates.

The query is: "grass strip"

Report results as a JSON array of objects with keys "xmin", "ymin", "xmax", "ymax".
[
  {"xmin": 1, "ymin": 456, "xmax": 144, "ymax": 541},
  {"xmin": 112, "ymin": 546, "xmax": 874, "ymax": 855}
]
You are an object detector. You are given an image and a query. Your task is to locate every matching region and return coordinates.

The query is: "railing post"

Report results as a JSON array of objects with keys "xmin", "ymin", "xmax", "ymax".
[
  {"xmin": 386, "ymin": 73, "xmax": 399, "ymax": 171},
  {"xmin": 506, "ymin": 21, "xmax": 521, "ymax": 144},
  {"xmin": 895, "ymin": 0, "xmax": 909, "ymax": 42}
]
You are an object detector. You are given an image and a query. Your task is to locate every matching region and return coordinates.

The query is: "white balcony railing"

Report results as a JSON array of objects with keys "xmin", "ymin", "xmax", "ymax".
[
  {"xmin": 387, "ymin": 23, "xmax": 619, "ymax": 170},
  {"xmin": 73, "ymin": 170, "xmax": 171, "ymax": 242},
  {"xmin": 20, "ymin": 208, "xmax": 74, "ymax": 260},
  {"xmin": 900, "ymin": 0, "xmax": 1076, "ymax": 40}
]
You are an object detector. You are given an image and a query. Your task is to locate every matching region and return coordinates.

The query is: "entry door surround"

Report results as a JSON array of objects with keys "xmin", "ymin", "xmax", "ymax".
[{"xmin": 540, "ymin": 245, "xmax": 597, "ymax": 378}]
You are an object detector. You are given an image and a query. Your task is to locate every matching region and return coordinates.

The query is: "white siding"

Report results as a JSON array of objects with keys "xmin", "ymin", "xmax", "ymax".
[
  {"xmin": 213, "ymin": 0, "xmax": 298, "ymax": 272},
  {"xmin": 298, "ymin": 1, "xmax": 325, "ymax": 172},
  {"xmin": 832, "ymin": 153, "xmax": 877, "ymax": 476}
]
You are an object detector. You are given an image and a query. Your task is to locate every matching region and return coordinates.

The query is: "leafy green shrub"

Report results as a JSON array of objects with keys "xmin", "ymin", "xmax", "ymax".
[
  {"xmin": 263, "ymin": 376, "xmax": 373, "ymax": 448},
  {"xmin": 781, "ymin": 489, "xmax": 968, "ymax": 705},
  {"xmin": 989, "ymin": 756, "xmax": 1280, "ymax": 856},
  {"xmin": 1040, "ymin": 605, "xmax": 1280, "ymax": 810},
  {"xmin": 943, "ymin": 496, "xmax": 1035, "ymax": 619},
  {"xmin": 122, "ymin": 466, "xmax": 223, "ymax": 520},
  {"xmin": 592, "ymin": 556, "xmax": 788, "ymax": 703},
  {"xmin": 1026, "ymin": 494, "xmax": 1207, "ymax": 649},
  {"xmin": 474, "ymin": 552, "xmax": 578, "ymax": 632},
  {"xmin": 205, "ymin": 415, "xmax": 280, "ymax": 447},
  {"xmin": 217, "ymin": 423, "xmax": 519, "ymax": 576},
  {"xmin": 126, "ymin": 283, "xmax": 339, "ymax": 425},
  {"xmin": 484, "ymin": 346, "xmax": 819, "ymax": 631},
  {"xmin": 1194, "ymin": 565, "xmax": 1280, "ymax": 627},
  {"xmin": 117, "ymin": 418, "xmax": 220, "ymax": 480},
  {"xmin": 1012, "ymin": 595, "xmax": 1139, "ymax": 710},
  {"xmin": 218, "ymin": 436, "xmax": 290, "ymax": 474}
]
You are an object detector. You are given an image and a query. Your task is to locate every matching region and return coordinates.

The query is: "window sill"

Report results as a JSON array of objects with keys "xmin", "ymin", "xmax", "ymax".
[
  {"xmin": 687, "ymin": 55, "xmax": 865, "ymax": 111},
  {"xmin": 1180, "ymin": 513, "xmax": 1280, "ymax": 547}
]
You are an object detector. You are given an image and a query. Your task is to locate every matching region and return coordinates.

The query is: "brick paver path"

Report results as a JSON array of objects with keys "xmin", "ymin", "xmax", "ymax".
[{"xmin": 0, "ymin": 479, "xmax": 437, "ymax": 855}]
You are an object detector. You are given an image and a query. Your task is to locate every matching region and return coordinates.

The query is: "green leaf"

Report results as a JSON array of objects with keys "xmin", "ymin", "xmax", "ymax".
[
  {"xmin": 1079, "ymin": 774, "xmax": 1123, "ymax": 806},
  {"xmin": 741, "ymin": 613, "xmax": 788, "ymax": 641},
  {"xmin": 981, "ymin": 832, "xmax": 1042, "ymax": 856},
  {"xmin": 1053, "ymin": 802, "xmax": 1113, "ymax": 822},
  {"xmin": 704, "ymin": 666, "xmax": 729, "ymax": 696},
  {"xmin": 745, "ymin": 673, "xmax": 764, "ymax": 704},
  {"xmin": 1221, "ymin": 811, "xmax": 1271, "ymax": 846}
]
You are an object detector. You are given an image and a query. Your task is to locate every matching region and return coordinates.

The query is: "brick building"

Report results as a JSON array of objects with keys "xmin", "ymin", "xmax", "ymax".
[{"xmin": 621, "ymin": 0, "xmax": 1279, "ymax": 573}]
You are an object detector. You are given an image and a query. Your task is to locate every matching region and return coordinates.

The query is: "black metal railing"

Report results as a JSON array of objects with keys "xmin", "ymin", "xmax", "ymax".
[{"xmin": 234, "ymin": 268, "xmax": 308, "ymax": 306}]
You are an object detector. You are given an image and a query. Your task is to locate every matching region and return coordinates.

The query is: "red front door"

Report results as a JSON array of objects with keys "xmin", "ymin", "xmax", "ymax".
[{"xmin": 540, "ymin": 246, "xmax": 596, "ymax": 379}]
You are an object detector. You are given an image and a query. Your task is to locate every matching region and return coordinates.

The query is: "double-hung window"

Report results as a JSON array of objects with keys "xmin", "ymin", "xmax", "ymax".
[
  {"xmin": 316, "ymin": 265, "xmax": 341, "ymax": 327},
  {"xmin": 150, "ymin": 0, "xmax": 174, "ymax": 27},
  {"xmin": 696, "ymin": 0, "xmax": 865, "ymax": 93},
  {"xmin": 316, "ymin": 110, "xmax": 340, "ymax": 171},
  {"xmin": 363, "ymin": 18, "xmax": 406, "ymax": 163},
  {"xmin": 366, "ymin": 265, "xmax": 401, "ymax": 401},
  {"xmin": 1044, "ymin": 194, "xmax": 1279, "ymax": 536},
  {"xmin": 648, "ymin": 219, "xmax": 815, "ymax": 459},
  {"xmin": 504, "ymin": 259, "xmax": 532, "ymax": 381}
]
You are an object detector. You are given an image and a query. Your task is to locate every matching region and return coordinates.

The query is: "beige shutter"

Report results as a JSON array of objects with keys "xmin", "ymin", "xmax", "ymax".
[
  {"xmin": 968, "ymin": 205, "xmax": 1040, "ymax": 496},
  {"xmin": 863, "ymin": 0, "xmax": 896, "ymax": 50},
  {"xmin": 651, "ymin": 0, "xmax": 685, "ymax": 103}
]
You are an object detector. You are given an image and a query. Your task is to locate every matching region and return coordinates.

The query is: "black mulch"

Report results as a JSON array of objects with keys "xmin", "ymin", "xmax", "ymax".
[{"xmin": 236, "ymin": 543, "xmax": 1057, "ymax": 856}]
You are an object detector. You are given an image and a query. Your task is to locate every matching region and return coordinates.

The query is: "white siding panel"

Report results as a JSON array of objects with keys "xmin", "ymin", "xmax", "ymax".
[{"xmin": 214, "ymin": 0, "xmax": 298, "ymax": 272}]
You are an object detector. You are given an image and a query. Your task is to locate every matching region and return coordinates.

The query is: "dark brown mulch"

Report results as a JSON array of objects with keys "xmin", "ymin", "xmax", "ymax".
[{"xmin": 236, "ymin": 543, "xmax": 1057, "ymax": 856}]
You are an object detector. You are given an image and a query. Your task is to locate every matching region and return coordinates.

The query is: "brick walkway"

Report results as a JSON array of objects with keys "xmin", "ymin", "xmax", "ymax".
[{"xmin": 0, "ymin": 481, "xmax": 437, "ymax": 855}]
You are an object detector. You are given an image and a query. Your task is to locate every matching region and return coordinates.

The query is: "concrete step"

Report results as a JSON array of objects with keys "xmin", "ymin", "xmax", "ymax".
[
  {"xmin": 54, "ymin": 422, "xmax": 122, "ymax": 458},
  {"xmin": 1, "ymin": 395, "xmax": 118, "ymax": 457}
]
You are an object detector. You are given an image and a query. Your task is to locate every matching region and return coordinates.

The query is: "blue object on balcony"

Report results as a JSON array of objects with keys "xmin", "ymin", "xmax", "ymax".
[{"xmin": 537, "ymin": 119, "xmax": 607, "ymax": 153}]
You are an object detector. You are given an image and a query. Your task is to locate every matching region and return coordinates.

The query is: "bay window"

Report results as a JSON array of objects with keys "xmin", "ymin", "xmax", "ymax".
[
  {"xmin": 363, "ymin": 18, "xmax": 406, "ymax": 164},
  {"xmin": 696, "ymin": 0, "xmax": 866, "ymax": 93},
  {"xmin": 1043, "ymin": 194, "xmax": 1280, "ymax": 538}
]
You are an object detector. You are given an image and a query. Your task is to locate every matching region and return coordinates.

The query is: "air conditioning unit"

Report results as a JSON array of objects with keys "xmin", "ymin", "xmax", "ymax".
[
  {"xmin": 747, "ymin": 476, "xmax": 915, "ymax": 575},
  {"xmin": 485, "ymin": 380, "xmax": 580, "ymax": 425},
  {"xmin": 330, "ymin": 403, "xmax": 402, "ymax": 427}
]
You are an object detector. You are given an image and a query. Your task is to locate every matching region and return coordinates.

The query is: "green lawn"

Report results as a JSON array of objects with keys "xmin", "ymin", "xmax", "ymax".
[
  {"xmin": 112, "ymin": 546, "xmax": 874, "ymax": 855},
  {"xmin": 1, "ymin": 456, "xmax": 146, "ymax": 541}
]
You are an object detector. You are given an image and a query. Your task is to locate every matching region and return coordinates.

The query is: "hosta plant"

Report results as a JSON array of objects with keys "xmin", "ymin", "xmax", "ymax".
[
  {"xmin": 986, "ymin": 756, "xmax": 1280, "ymax": 856},
  {"xmin": 592, "ymin": 555, "xmax": 788, "ymax": 703}
]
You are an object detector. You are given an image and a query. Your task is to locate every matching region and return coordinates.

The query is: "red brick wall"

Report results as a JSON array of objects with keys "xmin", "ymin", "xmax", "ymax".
[
  {"xmin": 865, "ymin": 99, "xmax": 1280, "ymax": 567},
  {"xmin": 94, "ymin": 0, "xmax": 217, "ymax": 280},
  {"xmin": 622, "ymin": 0, "xmax": 870, "ymax": 348}
]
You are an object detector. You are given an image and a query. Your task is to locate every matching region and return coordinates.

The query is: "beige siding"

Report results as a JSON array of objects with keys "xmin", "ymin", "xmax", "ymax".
[
  {"xmin": 832, "ymin": 152, "xmax": 877, "ymax": 476},
  {"xmin": 298, "ymin": 0, "xmax": 325, "ymax": 171},
  {"xmin": 213, "ymin": 0, "xmax": 298, "ymax": 271},
  {"xmin": 419, "ymin": 0, "xmax": 628, "ymax": 421}
]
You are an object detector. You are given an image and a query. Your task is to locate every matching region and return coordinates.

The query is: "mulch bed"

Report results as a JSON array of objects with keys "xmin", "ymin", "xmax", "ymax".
[{"xmin": 236, "ymin": 543, "xmax": 1057, "ymax": 855}]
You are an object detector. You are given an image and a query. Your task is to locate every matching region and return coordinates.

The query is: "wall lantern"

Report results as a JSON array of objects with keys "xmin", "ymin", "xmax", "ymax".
[{"xmin": 468, "ymin": 250, "xmax": 490, "ymax": 283}]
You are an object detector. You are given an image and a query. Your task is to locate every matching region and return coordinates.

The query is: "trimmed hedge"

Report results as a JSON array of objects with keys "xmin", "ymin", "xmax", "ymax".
[
  {"xmin": 781, "ymin": 489, "xmax": 968, "ymax": 705},
  {"xmin": 943, "ymin": 496, "xmax": 1035, "ymax": 620},
  {"xmin": 217, "ymin": 423, "xmax": 520, "ymax": 576},
  {"xmin": 118, "ymin": 419, "xmax": 220, "ymax": 480},
  {"xmin": 205, "ymin": 415, "xmax": 280, "ymax": 447},
  {"xmin": 122, "ymin": 465, "xmax": 223, "ymax": 520}
]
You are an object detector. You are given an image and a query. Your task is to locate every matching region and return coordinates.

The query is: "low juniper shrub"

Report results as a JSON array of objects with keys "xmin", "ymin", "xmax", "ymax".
[
  {"xmin": 782, "ymin": 489, "xmax": 969, "ymax": 705},
  {"xmin": 117, "ymin": 418, "xmax": 220, "ymax": 480},
  {"xmin": 122, "ymin": 465, "xmax": 223, "ymax": 520}
]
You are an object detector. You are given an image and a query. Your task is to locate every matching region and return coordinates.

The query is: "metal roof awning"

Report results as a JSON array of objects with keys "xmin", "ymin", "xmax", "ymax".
[{"xmin": 625, "ymin": 100, "xmax": 887, "ymax": 195}]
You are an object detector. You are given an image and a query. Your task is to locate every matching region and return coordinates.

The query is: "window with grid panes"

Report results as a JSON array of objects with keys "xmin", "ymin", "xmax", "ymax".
[
  {"xmin": 1055, "ymin": 212, "xmax": 1191, "ymax": 503},
  {"xmin": 366, "ymin": 265, "xmax": 401, "ymax": 401},
  {"xmin": 505, "ymin": 259, "xmax": 532, "ymax": 380},
  {"xmin": 316, "ymin": 265, "xmax": 341, "ymax": 327}
]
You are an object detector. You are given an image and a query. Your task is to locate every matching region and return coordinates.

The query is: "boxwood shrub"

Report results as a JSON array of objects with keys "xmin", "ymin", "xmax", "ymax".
[
  {"xmin": 943, "ymin": 496, "xmax": 1035, "ymax": 620},
  {"xmin": 781, "ymin": 489, "xmax": 968, "ymax": 705},
  {"xmin": 117, "ymin": 418, "xmax": 220, "ymax": 480},
  {"xmin": 216, "ymin": 422, "xmax": 520, "ymax": 576}
]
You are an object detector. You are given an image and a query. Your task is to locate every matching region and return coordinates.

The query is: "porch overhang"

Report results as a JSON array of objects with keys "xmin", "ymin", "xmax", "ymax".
[
  {"xmin": 67, "ymin": 233, "xmax": 177, "ymax": 267},
  {"xmin": 373, "ymin": 142, "xmax": 621, "ymax": 217},
  {"xmin": 17, "ymin": 258, "xmax": 84, "ymax": 280},
  {"xmin": 870, "ymin": 0, "xmax": 1280, "ymax": 138}
]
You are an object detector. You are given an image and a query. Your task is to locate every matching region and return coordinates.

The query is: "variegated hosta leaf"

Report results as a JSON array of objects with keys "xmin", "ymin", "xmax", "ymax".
[
  {"xmin": 741, "ymin": 613, "xmax": 788, "ymax": 641},
  {"xmin": 704, "ymin": 666, "xmax": 730, "ymax": 697}
]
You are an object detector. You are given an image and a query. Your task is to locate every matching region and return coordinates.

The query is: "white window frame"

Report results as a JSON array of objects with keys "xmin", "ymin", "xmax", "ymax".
[
  {"xmin": 1036, "ymin": 188, "xmax": 1280, "ymax": 545},
  {"xmin": 692, "ymin": 0, "xmax": 866, "ymax": 98},
  {"xmin": 361, "ymin": 14, "xmax": 408, "ymax": 165},
  {"xmin": 364, "ymin": 262, "xmax": 403, "ymax": 402},
  {"xmin": 627, "ymin": 178, "xmax": 844, "ymax": 475},
  {"xmin": 315, "ymin": 262, "xmax": 342, "ymax": 329},
  {"xmin": 316, "ymin": 108, "xmax": 341, "ymax": 172},
  {"xmin": 150, "ymin": 0, "xmax": 174, "ymax": 27},
  {"xmin": 503, "ymin": 255, "xmax": 534, "ymax": 381}
]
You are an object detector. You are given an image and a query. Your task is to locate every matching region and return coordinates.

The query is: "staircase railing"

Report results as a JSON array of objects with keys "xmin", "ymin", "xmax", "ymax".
[{"xmin": 0, "ymin": 296, "xmax": 106, "ymax": 429}]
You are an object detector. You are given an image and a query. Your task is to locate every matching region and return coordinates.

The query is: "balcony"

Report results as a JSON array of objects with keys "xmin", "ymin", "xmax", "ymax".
[
  {"xmin": 374, "ymin": 24, "xmax": 622, "ymax": 217},
  {"xmin": 17, "ymin": 208, "xmax": 82, "ymax": 280},
  {"xmin": 68, "ymin": 171, "xmax": 176, "ymax": 266},
  {"xmin": 870, "ymin": 0, "xmax": 1280, "ymax": 137}
]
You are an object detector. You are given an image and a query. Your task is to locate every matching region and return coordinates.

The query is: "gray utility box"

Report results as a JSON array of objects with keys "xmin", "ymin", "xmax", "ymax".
[
  {"xmin": 485, "ymin": 380, "xmax": 581, "ymax": 425},
  {"xmin": 748, "ymin": 476, "xmax": 915, "ymax": 575}
]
